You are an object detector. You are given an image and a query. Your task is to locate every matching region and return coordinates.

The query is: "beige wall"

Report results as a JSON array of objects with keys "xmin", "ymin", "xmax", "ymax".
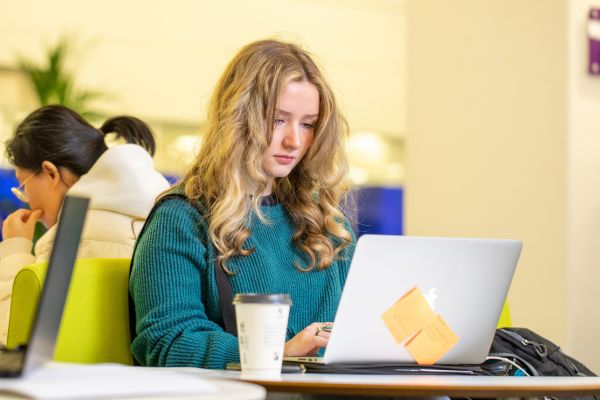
[
  {"xmin": 567, "ymin": 0, "xmax": 600, "ymax": 371},
  {"xmin": 406, "ymin": 0, "xmax": 568, "ymax": 346}
]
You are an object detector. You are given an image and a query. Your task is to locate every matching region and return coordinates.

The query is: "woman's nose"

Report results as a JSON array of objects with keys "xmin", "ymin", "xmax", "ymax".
[{"xmin": 282, "ymin": 125, "xmax": 301, "ymax": 149}]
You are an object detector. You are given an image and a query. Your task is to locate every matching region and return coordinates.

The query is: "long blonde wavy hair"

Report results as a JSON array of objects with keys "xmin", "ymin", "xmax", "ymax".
[{"xmin": 181, "ymin": 39, "xmax": 353, "ymax": 273}]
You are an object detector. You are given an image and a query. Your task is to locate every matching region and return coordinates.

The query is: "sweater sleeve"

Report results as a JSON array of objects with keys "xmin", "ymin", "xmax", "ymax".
[
  {"xmin": 129, "ymin": 199, "xmax": 239, "ymax": 369},
  {"xmin": 0, "ymin": 237, "xmax": 35, "ymax": 285}
]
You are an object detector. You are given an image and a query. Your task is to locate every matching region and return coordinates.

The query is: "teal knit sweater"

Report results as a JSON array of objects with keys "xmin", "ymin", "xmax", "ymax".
[{"xmin": 129, "ymin": 197, "xmax": 356, "ymax": 369}]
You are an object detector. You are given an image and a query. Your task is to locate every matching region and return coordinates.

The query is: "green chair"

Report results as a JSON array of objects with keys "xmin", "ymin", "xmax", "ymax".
[
  {"xmin": 497, "ymin": 300, "xmax": 512, "ymax": 328},
  {"xmin": 7, "ymin": 258, "xmax": 133, "ymax": 365},
  {"xmin": 7, "ymin": 256, "xmax": 509, "ymax": 364}
]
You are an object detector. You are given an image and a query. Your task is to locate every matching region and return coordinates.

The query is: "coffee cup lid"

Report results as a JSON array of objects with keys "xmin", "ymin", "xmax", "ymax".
[{"xmin": 232, "ymin": 293, "xmax": 292, "ymax": 305}]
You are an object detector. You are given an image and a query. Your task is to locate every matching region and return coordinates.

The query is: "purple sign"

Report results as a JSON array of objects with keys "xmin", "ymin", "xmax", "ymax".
[{"xmin": 589, "ymin": 8, "xmax": 600, "ymax": 75}]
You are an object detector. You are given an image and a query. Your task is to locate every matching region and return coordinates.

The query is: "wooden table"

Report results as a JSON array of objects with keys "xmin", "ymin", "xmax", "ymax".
[{"xmin": 189, "ymin": 369, "xmax": 600, "ymax": 398}]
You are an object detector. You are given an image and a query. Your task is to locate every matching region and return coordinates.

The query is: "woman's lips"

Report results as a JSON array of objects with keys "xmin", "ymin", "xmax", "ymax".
[{"xmin": 274, "ymin": 155, "xmax": 295, "ymax": 165}]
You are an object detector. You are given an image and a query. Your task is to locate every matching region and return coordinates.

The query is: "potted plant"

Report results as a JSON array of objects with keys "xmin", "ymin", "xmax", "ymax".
[{"xmin": 18, "ymin": 38, "xmax": 104, "ymax": 119}]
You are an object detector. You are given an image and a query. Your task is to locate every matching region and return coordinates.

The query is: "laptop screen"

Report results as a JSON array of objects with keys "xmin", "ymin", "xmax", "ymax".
[{"xmin": 22, "ymin": 195, "xmax": 89, "ymax": 374}]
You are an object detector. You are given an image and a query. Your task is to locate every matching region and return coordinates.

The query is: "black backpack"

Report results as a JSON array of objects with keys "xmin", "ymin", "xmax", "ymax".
[
  {"xmin": 488, "ymin": 327, "xmax": 596, "ymax": 377},
  {"xmin": 484, "ymin": 327, "xmax": 599, "ymax": 400}
]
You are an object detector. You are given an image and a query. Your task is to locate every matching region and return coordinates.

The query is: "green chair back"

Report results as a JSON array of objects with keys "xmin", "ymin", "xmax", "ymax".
[
  {"xmin": 8, "ymin": 256, "xmax": 510, "ymax": 363},
  {"xmin": 7, "ymin": 258, "xmax": 133, "ymax": 365},
  {"xmin": 497, "ymin": 300, "xmax": 512, "ymax": 328}
]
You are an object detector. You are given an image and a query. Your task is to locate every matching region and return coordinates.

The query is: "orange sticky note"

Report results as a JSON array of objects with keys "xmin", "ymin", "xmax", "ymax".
[
  {"xmin": 381, "ymin": 286, "xmax": 437, "ymax": 344},
  {"xmin": 405, "ymin": 315, "xmax": 460, "ymax": 365}
]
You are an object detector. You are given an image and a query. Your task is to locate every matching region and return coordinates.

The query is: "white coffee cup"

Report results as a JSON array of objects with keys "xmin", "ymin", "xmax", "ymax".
[{"xmin": 233, "ymin": 293, "xmax": 292, "ymax": 379}]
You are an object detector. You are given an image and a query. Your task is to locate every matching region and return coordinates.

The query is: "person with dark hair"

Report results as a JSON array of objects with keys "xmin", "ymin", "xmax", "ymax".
[{"xmin": 0, "ymin": 105, "xmax": 169, "ymax": 344}]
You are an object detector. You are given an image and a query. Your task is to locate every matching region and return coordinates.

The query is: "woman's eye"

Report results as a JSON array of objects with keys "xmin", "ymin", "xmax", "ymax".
[
  {"xmin": 301, "ymin": 122, "xmax": 315, "ymax": 129},
  {"xmin": 274, "ymin": 118, "xmax": 285, "ymax": 125}
]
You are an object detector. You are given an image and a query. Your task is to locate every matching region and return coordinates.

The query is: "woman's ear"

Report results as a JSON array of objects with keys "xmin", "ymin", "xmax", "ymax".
[{"xmin": 40, "ymin": 160, "xmax": 62, "ymax": 189}]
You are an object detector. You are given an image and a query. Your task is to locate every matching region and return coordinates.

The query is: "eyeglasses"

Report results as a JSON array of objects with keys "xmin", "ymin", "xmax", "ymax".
[{"xmin": 11, "ymin": 173, "xmax": 36, "ymax": 203}]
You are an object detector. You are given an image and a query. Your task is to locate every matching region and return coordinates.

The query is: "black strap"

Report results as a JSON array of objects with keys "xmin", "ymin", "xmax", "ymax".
[
  {"xmin": 128, "ymin": 193, "xmax": 237, "ymax": 354},
  {"xmin": 213, "ymin": 252, "xmax": 238, "ymax": 337}
]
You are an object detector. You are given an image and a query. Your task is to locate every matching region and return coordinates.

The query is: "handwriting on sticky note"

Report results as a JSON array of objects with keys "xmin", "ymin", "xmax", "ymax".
[
  {"xmin": 405, "ymin": 315, "xmax": 459, "ymax": 365},
  {"xmin": 381, "ymin": 286, "xmax": 437, "ymax": 344}
]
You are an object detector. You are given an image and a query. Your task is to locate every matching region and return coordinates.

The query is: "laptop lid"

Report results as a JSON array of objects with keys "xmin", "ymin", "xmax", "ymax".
[
  {"xmin": 323, "ymin": 234, "xmax": 521, "ymax": 365},
  {"xmin": 21, "ymin": 195, "xmax": 89, "ymax": 374}
]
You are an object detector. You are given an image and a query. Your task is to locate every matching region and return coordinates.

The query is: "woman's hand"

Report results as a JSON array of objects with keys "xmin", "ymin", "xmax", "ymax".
[
  {"xmin": 284, "ymin": 322, "xmax": 333, "ymax": 357},
  {"xmin": 2, "ymin": 209, "xmax": 42, "ymax": 241}
]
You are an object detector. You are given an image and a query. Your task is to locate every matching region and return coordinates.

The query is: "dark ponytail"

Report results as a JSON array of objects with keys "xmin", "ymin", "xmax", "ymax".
[
  {"xmin": 5, "ymin": 105, "xmax": 156, "ymax": 177},
  {"xmin": 100, "ymin": 116, "xmax": 156, "ymax": 156}
]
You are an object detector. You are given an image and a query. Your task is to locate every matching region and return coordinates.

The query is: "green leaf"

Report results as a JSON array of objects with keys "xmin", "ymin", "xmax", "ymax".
[{"xmin": 16, "ymin": 37, "xmax": 108, "ymax": 115}]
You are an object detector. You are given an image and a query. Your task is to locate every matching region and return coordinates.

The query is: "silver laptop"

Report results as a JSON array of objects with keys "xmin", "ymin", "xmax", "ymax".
[
  {"xmin": 0, "ymin": 195, "xmax": 89, "ymax": 376},
  {"xmin": 286, "ymin": 234, "xmax": 521, "ymax": 365}
]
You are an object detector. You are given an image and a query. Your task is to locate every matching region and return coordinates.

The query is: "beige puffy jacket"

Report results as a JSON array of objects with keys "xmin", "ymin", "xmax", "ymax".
[{"xmin": 0, "ymin": 144, "xmax": 170, "ymax": 345}]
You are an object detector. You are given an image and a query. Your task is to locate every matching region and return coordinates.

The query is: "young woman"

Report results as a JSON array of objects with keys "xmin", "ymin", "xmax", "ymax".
[
  {"xmin": 130, "ymin": 39, "xmax": 356, "ymax": 369},
  {"xmin": 0, "ymin": 105, "xmax": 169, "ymax": 344}
]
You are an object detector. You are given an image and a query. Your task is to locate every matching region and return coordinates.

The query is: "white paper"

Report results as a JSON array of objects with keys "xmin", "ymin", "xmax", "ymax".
[{"xmin": 0, "ymin": 362, "xmax": 218, "ymax": 399}]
